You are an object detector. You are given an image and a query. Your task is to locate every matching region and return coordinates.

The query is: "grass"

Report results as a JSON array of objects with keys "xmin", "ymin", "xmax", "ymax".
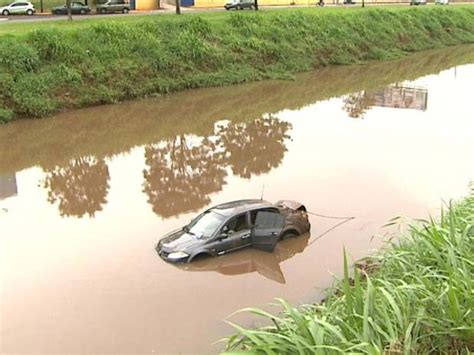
[
  {"xmin": 225, "ymin": 185, "xmax": 474, "ymax": 353},
  {"xmin": 1, "ymin": 43, "xmax": 473, "ymax": 175},
  {"xmin": 0, "ymin": 6, "xmax": 473, "ymax": 121}
]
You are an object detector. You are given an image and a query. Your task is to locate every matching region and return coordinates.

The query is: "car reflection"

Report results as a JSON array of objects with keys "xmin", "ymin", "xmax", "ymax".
[{"xmin": 175, "ymin": 233, "xmax": 310, "ymax": 284}]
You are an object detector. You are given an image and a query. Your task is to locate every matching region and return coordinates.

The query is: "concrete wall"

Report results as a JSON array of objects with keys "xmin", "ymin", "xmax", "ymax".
[{"xmin": 136, "ymin": 0, "xmax": 159, "ymax": 10}]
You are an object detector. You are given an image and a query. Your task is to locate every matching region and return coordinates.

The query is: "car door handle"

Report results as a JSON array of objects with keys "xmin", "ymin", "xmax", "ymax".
[
  {"xmin": 241, "ymin": 234, "xmax": 251, "ymax": 239},
  {"xmin": 270, "ymin": 232, "xmax": 278, "ymax": 236}
]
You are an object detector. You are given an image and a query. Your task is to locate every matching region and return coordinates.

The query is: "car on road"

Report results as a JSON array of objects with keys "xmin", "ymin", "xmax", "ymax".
[
  {"xmin": 224, "ymin": 0, "xmax": 254, "ymax": 10},
  {"xmin": 52, "ymin": 2, "xmax": 91, "ymax": 15},
  {"xmin": 410, "ymin": 0, "xmax": 426, "ymax": 5},
  {"xmin": 96, "ymin": 0, "xmax": 130, "ymax": 14},
  {"xmin": 156, "ymin": 199, "xmax": 311, "ymax": 263},
  {"xmin": 0, "ymin": 1, "xmax": 35, "ymax": 16},
  {"xmin": 435, "ymin": 0, "xmax": 448, "ymax": 4}
]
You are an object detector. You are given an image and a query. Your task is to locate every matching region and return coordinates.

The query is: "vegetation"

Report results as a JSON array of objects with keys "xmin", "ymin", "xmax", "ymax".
[
  {"xmin": 1, "ymin": 43, "xmax": 473, "ymax": 174},
  {"xmin": 0, "ymin": 6, "xmax": 473, "ymax": 121},
  {"xmin": 225, "ymin": 186, "xmax": 474, "ymax": 353}
]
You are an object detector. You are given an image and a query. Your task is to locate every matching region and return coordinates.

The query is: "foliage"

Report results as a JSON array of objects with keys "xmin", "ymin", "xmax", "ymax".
[
  {"xmin": 0, "ymin": 7, "xmax": 473, "ymax": 120},
  {"xmin": 225, "ymin": 186, "xmax": 474, "ymax": 353}
]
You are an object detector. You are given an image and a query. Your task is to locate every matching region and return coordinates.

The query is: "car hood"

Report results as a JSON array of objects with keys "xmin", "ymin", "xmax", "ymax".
[{"xmin": 159, "ymin": 228, "xmax": 205, "ymax": 253}]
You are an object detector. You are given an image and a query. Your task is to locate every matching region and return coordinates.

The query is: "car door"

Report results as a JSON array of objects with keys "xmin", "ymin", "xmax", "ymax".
[
  {"xmin": 251, "ymin": 211, "xmax": 285, "ymax": 252},
  {"xmin": 11, "ymin": 3, "xmax": 24, "ymax": 13},
  {"xmin": 214, "ymin": 212, "xmax": 251, "ymax": 255}
]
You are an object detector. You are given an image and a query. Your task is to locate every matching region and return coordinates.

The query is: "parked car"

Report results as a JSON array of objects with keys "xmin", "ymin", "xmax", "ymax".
[
  {"xmin": 435, "ymin": 0, "xmax": 448, "ymax": 4},
  {"xmin": 156, "ymin": 199, "xmax": 311, "ymax": 263},
  {"xmin": 96, "ymin": 0, "xmax": 130, "ymax": 14},
  {"xmin": 410, "ymin": 0, "xmax": 427, "ymax": 5},
  {"xmin": 0, "ymin": 1, "xmax": 35, "ymax": 15},
  {"xmin": 52, "ymin": 2, "xmax": 91, "ymax": 14},
  {"xmin": 224, "ymin": 0, "xmax": 254, "ymax": 10}
]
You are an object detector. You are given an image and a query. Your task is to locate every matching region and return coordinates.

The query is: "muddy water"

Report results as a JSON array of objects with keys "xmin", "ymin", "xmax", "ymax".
[{"xmin": 1, "ymin": 45, "xmax": 474, "ymax": 354}]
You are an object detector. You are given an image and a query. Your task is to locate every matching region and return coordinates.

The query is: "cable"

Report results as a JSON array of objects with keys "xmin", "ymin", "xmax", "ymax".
[{"xmin": 306, "ymin": 210, "xmax": 356, "ymax": 220}]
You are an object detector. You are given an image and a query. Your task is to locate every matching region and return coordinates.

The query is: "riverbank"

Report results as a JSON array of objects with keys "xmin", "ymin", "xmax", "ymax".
[
  {"xmin": 226, "ymin": 187, "xmax": 474, "ymax": 353},
  {"xmin": 0, "ymin": 6, "xmax": 473, "ymax": 122}
]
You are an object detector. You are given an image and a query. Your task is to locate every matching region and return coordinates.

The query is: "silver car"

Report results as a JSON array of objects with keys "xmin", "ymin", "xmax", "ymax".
[{"xmin": 0, "ymin": 1, "xmax": 35, "ymax": 15}]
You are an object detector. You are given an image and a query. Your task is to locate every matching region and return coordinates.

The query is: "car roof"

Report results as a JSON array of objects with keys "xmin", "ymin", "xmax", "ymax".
[{"xmin": 209, "ymin": 199, "xmax": 275, "ymax": 217}]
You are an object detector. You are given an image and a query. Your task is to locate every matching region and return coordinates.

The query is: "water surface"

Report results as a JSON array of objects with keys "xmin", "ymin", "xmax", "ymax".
[{"xmin": 1, "ymin": 45, "xmax": 474, "ymax": 354}]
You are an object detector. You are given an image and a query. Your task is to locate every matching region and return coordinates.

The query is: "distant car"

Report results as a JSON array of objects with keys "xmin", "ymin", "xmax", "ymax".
[
  {"xmin": 435, "ymin": 0, "xmax": 448, "ymax": 4},
  {"xmin": 156, "ymin": 199, "xmax": 311, "ymax": 263},
  {"xmin": 96, "ymin": 0, "xmax": 130, "ymax": 14},
  {"xmin": 52, "ymin": 2, "xmax": 91, "ymax": 15},
  {"xmin": 0, "ymin": 1, "xmax": 35, "ymax": 16},
  {"xmin": 224, "ymin": 0, "xmax": 254, "ymax": 10},
  {"xmin": 410, "ymin": 0, "xmax": 427, "ymax": 5}
]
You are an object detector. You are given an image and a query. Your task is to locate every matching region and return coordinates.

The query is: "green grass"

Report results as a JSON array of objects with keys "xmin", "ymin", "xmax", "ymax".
[
  {"xmin": 225, "ymin": 185, "xmax": 474, "ymax": 353},
  {"xmin": 0, "ymin": 6, "xmax": 473, "ymax": 121}
]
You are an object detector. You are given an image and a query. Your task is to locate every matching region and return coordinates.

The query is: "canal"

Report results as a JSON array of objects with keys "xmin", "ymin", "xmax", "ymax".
[{"xmin": 1, "ymin": 45, "xmax": 473, "ymax": 353}]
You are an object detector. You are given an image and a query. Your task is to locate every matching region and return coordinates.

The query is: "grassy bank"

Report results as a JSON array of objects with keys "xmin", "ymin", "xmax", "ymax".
[
  {"xmin": 0, "ymin": 6, "xmax": 473, "ymax": 122},
  {"xmin": 226, "ymin": 187, "xmax": 474, "ymax": 353},
  {"xmin": 1, "ymin": 44, "xmax": 473, "ymax": 174}
]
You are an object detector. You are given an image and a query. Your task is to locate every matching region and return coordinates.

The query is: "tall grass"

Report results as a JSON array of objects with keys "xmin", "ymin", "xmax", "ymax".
[
  {"xmin": 225, "ymin": 186, "xmax": 474, "ymax": 353},
  {"xmin": 0, "ymin": 7, "xmax": 473, "ymax": 121}
]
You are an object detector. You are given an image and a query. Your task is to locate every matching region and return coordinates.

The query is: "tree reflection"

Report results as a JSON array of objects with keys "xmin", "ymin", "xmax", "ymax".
[
  {"xmin": 343, "ymin": 91, "xmax": 375, "ymax": 119},
  {"xmin": 143, "ymin": 116, "xmax": 292, "ymax": 218},
  {"xmin": 43, "ymin": 157, "xmax": 110, "ymax": 218},
  {"xmin": 218, "ymin": 115, "xmax": 292, "ymax": 178},
  {"xmin": 143, "ymin": 136, "xmax": 227, "ymax": 218}
]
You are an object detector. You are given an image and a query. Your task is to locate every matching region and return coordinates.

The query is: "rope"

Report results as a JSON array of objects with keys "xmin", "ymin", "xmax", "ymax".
[{"xmin": 306, "ymin": 210, "xmax": 356, "ymax": 220}]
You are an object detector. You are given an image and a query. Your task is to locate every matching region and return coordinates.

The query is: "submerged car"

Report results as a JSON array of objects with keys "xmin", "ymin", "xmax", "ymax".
[
  {"xmin": 156, "ymin": 199, "xmax": 310, "ymax": 263},
  {"xmin": 0, "ymin": 1, "xmax": 35, "ymax": 16},
  {"xmin": 52, "ymin": 2, "xmax": 91, "ymax": 15}
]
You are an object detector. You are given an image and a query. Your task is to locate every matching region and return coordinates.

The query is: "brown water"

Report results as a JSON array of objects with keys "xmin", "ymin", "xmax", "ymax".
[{"xmin": 1, "ymin": 46, "xmax": 474, "ymax": 354}]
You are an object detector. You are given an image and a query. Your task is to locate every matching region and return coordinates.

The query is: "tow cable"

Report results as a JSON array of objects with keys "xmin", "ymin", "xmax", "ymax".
[{"xmin": 306, "ymin": 210, "xmax": 355, "ymax": 246}]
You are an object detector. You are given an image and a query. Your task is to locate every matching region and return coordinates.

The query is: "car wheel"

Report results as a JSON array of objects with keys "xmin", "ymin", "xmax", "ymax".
[
  {"xmin": 122, "ymin": 7, "xmax": 129, "ymax": 13},
  {"xmin": 26, "ymin": 9, "xmax": 34, "ymax": 15},
  {"xmin": 80, "ymin": 9, "xmax": 85, "ymax": 14},
  {"xmin": 100, "ymin": 8, "xmax": 106, "ymax": 13},
  {"xmin": 281, "ymin": 231, "xmax": 299, "ymax": 240},
  {"xmin": 2, "ymin": 9, "xmax": 10, "ymax": 16}
]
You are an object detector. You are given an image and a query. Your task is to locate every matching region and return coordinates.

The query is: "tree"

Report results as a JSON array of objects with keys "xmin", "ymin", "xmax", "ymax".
[
  {"xmin": 343, "ymin": 91, "xmax": 375, "ymax": 119},
  {"xmin": 217, "ymin": 115, "xmax": 292, "ymax": 179},
  {"xmin": 176, "ymin": 0, "xmax": 180, "ymax": 14},
  {"xmin": 66, "ymin": 0, "xmax": 72, "ymax": 20},
  {"xmin": 143, "ymin": 136, "xmax": 227, "ymax": 218},
  {"xmin": 43, "ymin": 157, "xmax": 110, "ymax": 218}
]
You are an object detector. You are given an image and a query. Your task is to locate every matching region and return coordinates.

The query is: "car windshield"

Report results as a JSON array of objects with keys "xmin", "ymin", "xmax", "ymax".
[{"xmin": 186, "ymin": 211, "xmax": 225, "ymax": 238}]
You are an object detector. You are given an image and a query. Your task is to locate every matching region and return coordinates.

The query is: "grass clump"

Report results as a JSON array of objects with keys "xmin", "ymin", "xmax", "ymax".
[
  {"xmin": 225, "ymin": 186, "xmax": 474, "ymax": 353},
  {"xmin": 0, "ymin": 7, "xmax": 473, "ymax": 120}
]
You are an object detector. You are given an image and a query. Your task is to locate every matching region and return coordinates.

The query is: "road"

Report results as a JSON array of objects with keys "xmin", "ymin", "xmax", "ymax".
[{"xmin": 0, "ymin": 3, "xmax": 424, "ymax": 24}]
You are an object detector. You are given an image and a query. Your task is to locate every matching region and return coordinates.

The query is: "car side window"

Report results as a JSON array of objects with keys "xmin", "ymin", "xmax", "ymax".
[
  {"xmin": 223, "ymin": 213, "xmax": 249, "ymax": 234},
  {"xmin": 250, "ymin": 208, "xmax": 279, "ymax": 226},
  {"xmin": 255, "ymin": 211, "xmax": 285, "ymax": 230}
]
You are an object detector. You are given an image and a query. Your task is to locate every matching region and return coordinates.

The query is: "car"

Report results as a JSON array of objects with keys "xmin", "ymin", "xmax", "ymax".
[
  {"xmin": 52, "ymin": 2, "xmax": 91, "ymax": 15},
  {"xmin": 410, "ymin": 0, "xmax": 426, "ymax": 5},
  {"xmin": 96, "ymin": 0, "xmax": 130, "ymax": 14},
  {"xmin": 224, "ymin": 0, "xmax": 254, "ymax": 10},
  {"xmin": 435, "ymin": 0, "xmax": 448, "ymax": 4},
  {"xmin": 0, "ymin": 1, "xmax": 35, "ymax": 16},
  {"xmin": 156, "ymin": 199, "xmax": 311, "ymax": 263}
]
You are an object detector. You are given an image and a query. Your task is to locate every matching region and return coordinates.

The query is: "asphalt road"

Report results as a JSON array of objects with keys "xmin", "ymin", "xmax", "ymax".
[{"xmin": 0, "ymin": 3, "xmax": 415, "ymax": 23}]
